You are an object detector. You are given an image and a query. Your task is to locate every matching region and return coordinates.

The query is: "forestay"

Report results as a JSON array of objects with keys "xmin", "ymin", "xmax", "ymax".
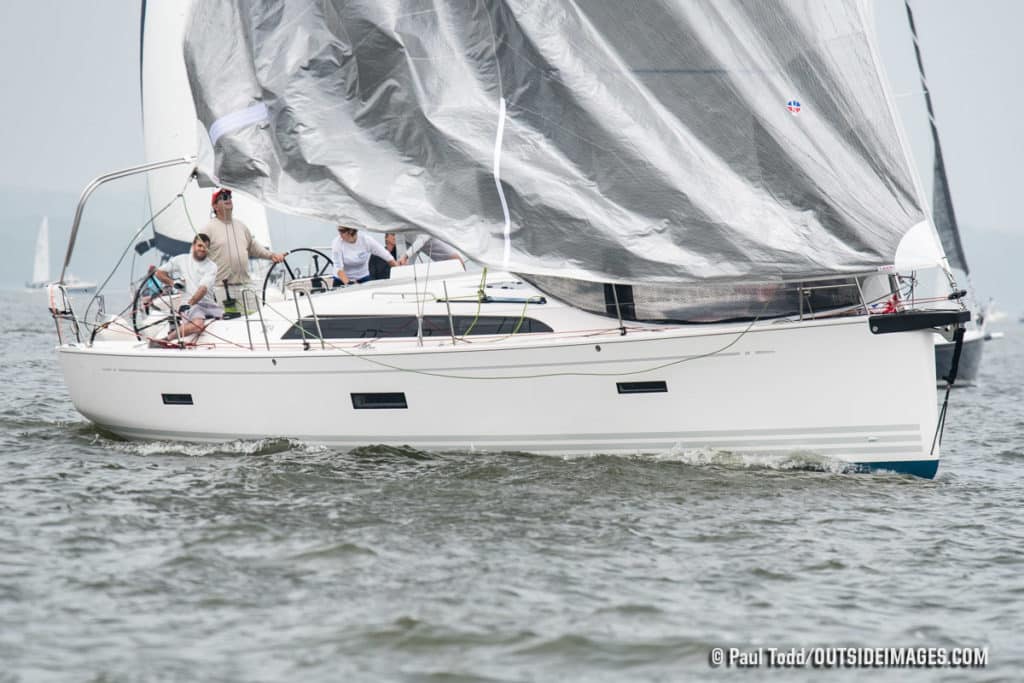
[
  {"xmin": 184, "ymin": 0, "xmax": 937, "ymax": 285},
  {"xmin": 904, "ymin": 1, "xmax": 967, "ymax": 275}
]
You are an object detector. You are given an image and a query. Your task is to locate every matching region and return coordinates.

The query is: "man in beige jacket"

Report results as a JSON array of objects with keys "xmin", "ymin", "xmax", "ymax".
[{"xmin": 203, "ymin": 188, "xmax": 286, "ymax": 304}]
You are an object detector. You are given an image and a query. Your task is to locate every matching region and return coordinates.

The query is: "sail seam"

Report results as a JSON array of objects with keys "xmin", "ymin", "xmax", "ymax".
[{"xmin": 494, "ymin": 97, "xmax": 512, "ymax": 267}]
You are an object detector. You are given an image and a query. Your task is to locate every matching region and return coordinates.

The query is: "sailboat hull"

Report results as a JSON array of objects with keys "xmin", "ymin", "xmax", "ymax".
[
  {"xmin": 57, "ymin": 316, "xmax": 941, "ymax": 477},
  {"xmin": 934, "ymin": 330, "xmax": 985, "ymax": 385}
]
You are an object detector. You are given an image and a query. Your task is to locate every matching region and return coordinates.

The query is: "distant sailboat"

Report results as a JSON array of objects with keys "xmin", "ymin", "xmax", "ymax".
[
  {"xmin": 25, "ymin": 216, "xmax": 50, "ymax": 289},
  {"xmin": 25, "ymin": 216, "xmax": 96, "ymax": 293},
  {"xmin": 903, "ymin": 1, "xmax": 986, "ymax": 384}
]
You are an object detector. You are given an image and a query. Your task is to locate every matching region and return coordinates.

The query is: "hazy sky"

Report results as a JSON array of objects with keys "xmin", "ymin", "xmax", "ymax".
[{"xmin": 1, "ymin": 1, "xmax": 1021, "ymax": 307}]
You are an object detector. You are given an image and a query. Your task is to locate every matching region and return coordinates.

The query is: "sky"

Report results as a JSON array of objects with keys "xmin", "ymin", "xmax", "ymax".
[{"xmin": 1, "ymin": 1, "xmax": 1022, "ymax": 312}]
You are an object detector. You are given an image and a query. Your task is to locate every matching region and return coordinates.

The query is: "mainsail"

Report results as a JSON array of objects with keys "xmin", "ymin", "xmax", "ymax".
[
  {"xmin": 184, "ymin": 0, "xmax": 940, "ymax": 284},
  {"xmin": 141, "ymin": 0, "xmax": 272, "ymax": 257},
  {"xmin": 904, "ymin": 1, "xmax": 967, "ymax": 275}
]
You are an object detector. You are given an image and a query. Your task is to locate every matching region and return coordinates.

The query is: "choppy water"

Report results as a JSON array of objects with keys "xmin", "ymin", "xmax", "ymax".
[{"xmin": 2, "ymin": 290, "xmax": 1022, "ymax": 682}]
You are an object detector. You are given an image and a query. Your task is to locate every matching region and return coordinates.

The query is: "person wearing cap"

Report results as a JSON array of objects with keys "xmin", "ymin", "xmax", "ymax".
[
  {"xmin": 332, "ymin": 226, "xmax": 404, "ymax": 286},
  {"xmin": 203, "ymin": 188, "xmax": 285, "ymax": 300}
]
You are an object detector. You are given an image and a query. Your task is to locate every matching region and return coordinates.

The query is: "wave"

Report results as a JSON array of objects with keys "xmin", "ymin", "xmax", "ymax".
[{"xmin": 101, "ymin": 436, "xmax": 327, "ymax": 458}]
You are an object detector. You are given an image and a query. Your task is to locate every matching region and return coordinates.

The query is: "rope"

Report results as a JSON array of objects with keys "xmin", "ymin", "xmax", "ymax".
[
  {"xmin": 235, "ymin": 285, "xmax": 775, "ymax": 382},
  {"xmin": 80, "ymin": 185, "xmax": 190, "ymax": 331},
  {"xmin": 106, "ymin": 273, "xmax": 894, "ymax": 388},
  {"xmin": 460, "ymin": 268, "xmax": 489, "ymax": 337}
]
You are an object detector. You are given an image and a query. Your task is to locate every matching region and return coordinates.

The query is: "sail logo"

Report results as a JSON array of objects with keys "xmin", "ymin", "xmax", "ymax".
[{"xmin": 786, "ymin": 99, "xmax": 802, "ymax": 115}]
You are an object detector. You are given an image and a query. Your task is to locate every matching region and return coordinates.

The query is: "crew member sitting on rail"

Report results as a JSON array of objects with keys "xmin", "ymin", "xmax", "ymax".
[{"xmin": 152, "ymin": 233, "xmax": 223, "ymax": 345}]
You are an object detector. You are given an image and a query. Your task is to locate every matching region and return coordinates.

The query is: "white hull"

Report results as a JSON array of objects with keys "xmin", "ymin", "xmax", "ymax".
[
  {"xmin": 56, "ymin": 272, "xmax": 942, "ymax": 477},
  {"xmin": 28, "ymin": 276, "xmax": 97, "ymax": 292}
]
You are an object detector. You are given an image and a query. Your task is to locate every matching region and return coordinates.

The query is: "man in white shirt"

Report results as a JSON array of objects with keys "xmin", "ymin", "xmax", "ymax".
[{"xmin": 152, "ymin": 233, "xmax": 223, "ymax": 344}]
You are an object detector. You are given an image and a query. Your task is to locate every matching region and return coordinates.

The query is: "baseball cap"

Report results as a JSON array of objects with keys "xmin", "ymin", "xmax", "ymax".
[{"xmin": 211, "ymin": 188, "xmax": 232, "ymax": 205}]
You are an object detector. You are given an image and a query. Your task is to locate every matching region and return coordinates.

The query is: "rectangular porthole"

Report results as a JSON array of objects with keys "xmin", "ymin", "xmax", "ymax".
[
  {"xmin": 351, "ymin": 392, "xmax": 408, "ymax": 410},
  {"xmin": 161, "ymin": 393, "xmax": 194, "ymax": 405},
  {"xmin": 616, "ymin": 381, "xmax": 668, "ymax": 395}
]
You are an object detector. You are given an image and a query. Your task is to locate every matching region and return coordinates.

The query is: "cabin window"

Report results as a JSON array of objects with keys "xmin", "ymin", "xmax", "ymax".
[
  {"xmin": 616, "ymin": 381, "xmax": 668, "ymax": 394},
  {"xmin": 351, "ymin": 393, "xmax": 408, "ymax": 409},
  {"xmin": 524, "ymin": 275, "xmax": 867, "ymax": 323},
  {"xmin": 283, "ymin": 315, "xmax": 553, "ymax": 340}
]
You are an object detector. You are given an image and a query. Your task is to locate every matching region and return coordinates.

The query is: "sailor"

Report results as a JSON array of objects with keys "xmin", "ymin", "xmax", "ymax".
[
  {"xmin": 332, "ymin": 226, "xmax": 404, "ymax": 286},
  {"xmin": 368, "ymin": 232, "xmax": 398, "ymax": 280},
  {"xmin": 151, "ymin": 233, "xmax": 223, "ymax": 344},
  {"xmin": 203, "ymin": 188, "xmax": 286, "ymax": 303}
]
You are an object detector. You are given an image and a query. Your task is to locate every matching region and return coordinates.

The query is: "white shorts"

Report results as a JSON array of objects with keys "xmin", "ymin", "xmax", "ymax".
[{"xmin": 183, "ymin": 301, "xmax": 224, "ymax": 322}]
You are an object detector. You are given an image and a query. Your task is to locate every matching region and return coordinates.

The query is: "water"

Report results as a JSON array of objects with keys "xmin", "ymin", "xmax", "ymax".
[{"xmin": 2, "ymin": 290, "xmax": 1022, "ymax": 682}]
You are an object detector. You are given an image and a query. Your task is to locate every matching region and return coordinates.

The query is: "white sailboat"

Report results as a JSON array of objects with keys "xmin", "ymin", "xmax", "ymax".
[
  {"xmin": 26, "ymin": 216, "xmax": 96, "ymax": 292},
  {"xmin": 49, "ymin": 0, "xmax": 970, "ymax": 478},
  {"xmin": 25, "ymin": 216, "xmax": 50, "ymax": 289}
]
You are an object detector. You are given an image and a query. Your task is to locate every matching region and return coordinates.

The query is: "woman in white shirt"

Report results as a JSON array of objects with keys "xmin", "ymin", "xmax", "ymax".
[{"xmin": 331, "ymin": 226, "xmax": 404, "ymax": 286}]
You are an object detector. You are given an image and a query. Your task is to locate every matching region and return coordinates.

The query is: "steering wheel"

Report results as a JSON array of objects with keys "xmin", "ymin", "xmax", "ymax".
[
  {"xmin": 261, "ymin": 248, "xmax": 334, "ymax": 304},
  {"xmin": 130, "ymin": 271, "xmax": 178, "ymax": 341}
]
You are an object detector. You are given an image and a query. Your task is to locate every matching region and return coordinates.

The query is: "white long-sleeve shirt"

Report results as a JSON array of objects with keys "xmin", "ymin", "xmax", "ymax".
[{"xmin": 331, "ymin": 233, "xmax": 392, "ymax": 281}]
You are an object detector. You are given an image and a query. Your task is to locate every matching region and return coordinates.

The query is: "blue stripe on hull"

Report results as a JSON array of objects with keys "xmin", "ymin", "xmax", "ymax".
[{"xmin": 852, "ymin": 459, "xmax": 939, "ymax": 479}]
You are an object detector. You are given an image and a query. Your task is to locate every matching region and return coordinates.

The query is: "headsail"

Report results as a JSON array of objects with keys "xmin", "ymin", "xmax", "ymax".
[
  {"xmin": 184, "ymin": 0, "xmax": 938, "ymax": 284},
  {"xmin": 141, "ymin": 0, "xmax": 272, "ymax": 257},
  {"xmin": 904, "ymin": 1, "xmax": 967, "ymax": 274}
]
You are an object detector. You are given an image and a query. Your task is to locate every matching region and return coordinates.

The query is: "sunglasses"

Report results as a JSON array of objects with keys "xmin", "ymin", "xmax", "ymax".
[{"xmin": 217, "ymin": 191, "xmax": 232, "ymax": 201}]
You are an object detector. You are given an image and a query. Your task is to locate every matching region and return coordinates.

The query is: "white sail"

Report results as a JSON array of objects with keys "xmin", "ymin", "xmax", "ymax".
[
  {"xmin": 141, "ymin": 0, "xmax": 272, "ymax": 256},
  {"xmin": 30, "ymin": 216, "xmax": 49, "ymax": 286}
]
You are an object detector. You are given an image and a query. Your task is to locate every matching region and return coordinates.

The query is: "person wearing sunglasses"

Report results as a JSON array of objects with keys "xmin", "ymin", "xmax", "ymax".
[
  {"xmin": 203, "ymin": 188, "xmax": 286, "ymax": 301},
  {"xmin": 332, "ymin": 226, "xmax": 405, "ymax": 287}
]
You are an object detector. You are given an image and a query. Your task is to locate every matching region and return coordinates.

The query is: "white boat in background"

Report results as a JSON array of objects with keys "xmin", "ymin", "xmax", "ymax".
[
  {"xmin": 25, "ymin": 216, "xmax": 50, "ymax": 289},
  {"xmin": 26, "ymin": 216, "xmax": 96, "ymax": 293},
  {"xmin": 49, "ymin": 0, "xmax": 971, "ymax": 478},
  {"xmin": 60, "ymin": 275, "xmax": 97, "ymax": 294},
  {"xmin": 935, "ymin": 327, "xmax": 985, "ymax": 385}
]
